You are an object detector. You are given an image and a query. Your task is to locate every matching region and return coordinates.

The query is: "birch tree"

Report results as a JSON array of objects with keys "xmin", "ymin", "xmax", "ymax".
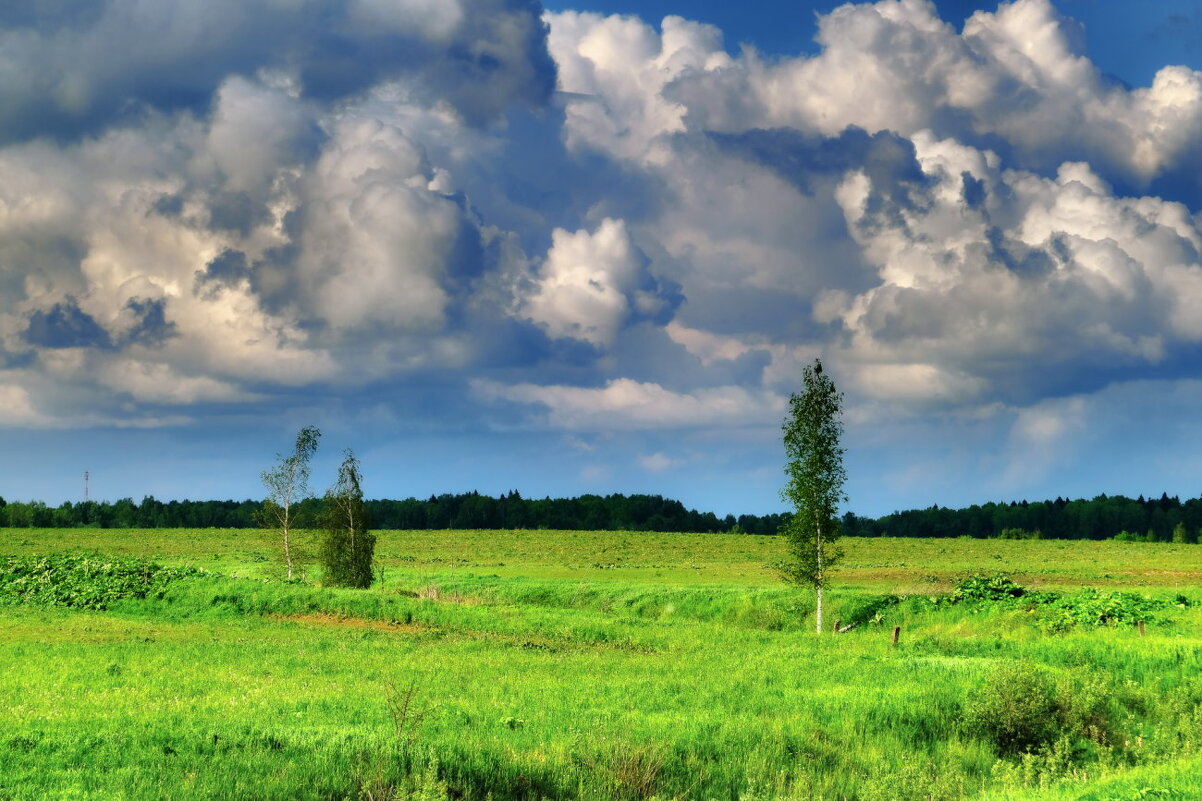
[
  {"xmin": 779, "ymin": 359, "xmax": 847, "ymax": 634},
  {"xmin": 260, "ymin": 426, "xmax": 321, "ymax": 580},
  {"xmin": 320, "ymin": 449, "xmax": 376, "ymax": 588}
]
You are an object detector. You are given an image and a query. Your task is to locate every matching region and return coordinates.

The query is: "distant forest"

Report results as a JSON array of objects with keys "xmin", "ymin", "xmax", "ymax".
[{"xmin": 0, "ymin": 491, "xmax": 1199, "ymax": 541}]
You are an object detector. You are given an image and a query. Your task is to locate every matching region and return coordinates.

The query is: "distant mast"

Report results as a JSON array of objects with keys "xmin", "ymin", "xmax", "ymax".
[{"xmin": 84, "ymin": 471, "xmax": 89, "ymax": 503}]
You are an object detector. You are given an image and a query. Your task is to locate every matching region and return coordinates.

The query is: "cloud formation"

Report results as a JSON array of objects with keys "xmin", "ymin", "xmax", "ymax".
[{"xmin": 3, "ymin": 0, "xmax": 1202, "ymax": 510}]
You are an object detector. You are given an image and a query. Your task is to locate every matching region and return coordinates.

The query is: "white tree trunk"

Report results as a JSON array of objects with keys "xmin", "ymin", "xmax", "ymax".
[
  {"xmin": 815, "ymin": 521, "xmax": 824, "ymax": 634},
  {"xmin": 816, "ymin": 584, "xmax": 823, "ymax": 634},
  {"xmin": 282, "ymin": 499, "xmax": 294, "ymax": 581}
]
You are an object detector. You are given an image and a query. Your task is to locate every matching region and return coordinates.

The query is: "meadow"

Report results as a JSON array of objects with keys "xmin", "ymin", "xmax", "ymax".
[{"xmin": 3, "ymin": 529, "xmax": 1202, "ymax": 800}]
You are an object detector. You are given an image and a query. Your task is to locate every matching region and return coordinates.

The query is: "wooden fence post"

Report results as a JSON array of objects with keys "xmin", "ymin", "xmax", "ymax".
[
  {"xmin": 892, "ymin": 625, "xmax": 901, "ymax": 646},
  {"xmin": 1138, "ymin": 620, "xmax": 1146, "ymax": 637}
]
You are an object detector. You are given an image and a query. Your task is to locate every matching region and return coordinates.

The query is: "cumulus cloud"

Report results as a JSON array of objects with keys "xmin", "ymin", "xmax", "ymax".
[
  {"xmin": 293, "ymin": 116, "xmax": 480, "ymax": 334},
  {"xmin": 520, "ymin": 218, "xmax": 678, "ymax": 347},
  {"xmin": 0, "ymin": 0, "xmax": 561, "ymax": 428},
  {"xmin": 552, "ymin": 0, "xmax": 1202, "ymax": 191},
  {"xmin": 821, "ymin": 130, "xmax": 1202, "ymax": 404}
]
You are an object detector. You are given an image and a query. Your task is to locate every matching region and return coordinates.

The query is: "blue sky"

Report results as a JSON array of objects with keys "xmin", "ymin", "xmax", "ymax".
[{"xmin": 3, "ymin": 0, "xmax": 1202, "ymax": 518}]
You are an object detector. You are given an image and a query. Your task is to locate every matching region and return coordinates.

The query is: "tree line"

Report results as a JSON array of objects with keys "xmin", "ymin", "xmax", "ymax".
[
  {"xmin": 2, "ymin": 487, "xmax": 1202, "ymax": 542},
  {"xmin": 0, "ymin": 491, "xmax": 765, "ymax": 533},
  {"xmin": 841, "ymin": 492, "xmax": 1202, "ymax": 542}
]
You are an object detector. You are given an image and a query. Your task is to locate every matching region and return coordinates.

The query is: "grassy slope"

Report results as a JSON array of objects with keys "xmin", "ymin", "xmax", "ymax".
[{"xmin": 2, "ymin": 530, "xmax": 1202, "ymax": 800}]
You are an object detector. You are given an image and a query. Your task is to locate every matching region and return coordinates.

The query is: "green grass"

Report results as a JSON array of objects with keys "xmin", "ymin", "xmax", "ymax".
[{"xmin": 2, "ymin": 530, "xmax": 1202, "ymax": 800}]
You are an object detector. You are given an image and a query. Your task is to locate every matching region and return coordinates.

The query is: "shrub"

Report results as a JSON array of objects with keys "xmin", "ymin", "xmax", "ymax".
[
  {"xmin": 964, "ymin": 661, "xmax": 1062, "ymax": 755},
  {"xmin": 997, "ymin": 528, "xmax": 1042, "ymax": 540},
  {"xmin": 1113, "ymin": 530, "xmax": 1147, "ymax": 542}
]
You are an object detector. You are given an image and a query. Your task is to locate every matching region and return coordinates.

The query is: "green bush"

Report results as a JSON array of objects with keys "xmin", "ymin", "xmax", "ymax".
[
  {"xmin": 997, "ymin": 528, "xmax": 1042, "ymax": 540},
  {"xmin": 965, "ymin": 663, "xmax": 1124, "ymax": 759},
  {"xmin": 0, "ymin": 554, "xmax": 203, "ymax": 610},
  {"xmin": 964, "ymin": 661, "xmax": 1063, "ymax": 755}
]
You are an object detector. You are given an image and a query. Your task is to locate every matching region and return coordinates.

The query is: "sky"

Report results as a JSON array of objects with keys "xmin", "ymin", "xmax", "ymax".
[{"xmin": 3, "ymin": 0, "xmax": 1202, "ymax": 518}]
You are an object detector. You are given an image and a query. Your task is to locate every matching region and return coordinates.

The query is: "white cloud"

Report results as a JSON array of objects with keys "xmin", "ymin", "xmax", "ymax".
[
  {"xmin": 664, "ymin": 322, "xmax": 750, "ymax": 365},
  {"xmin": 996, "ymin": 395, "xmax": 1088, "ymax": 490},
  {"xmin": 520, "ymin": 218, "xmax": 671, "ymax": 347},
  {"xmin": 552, "ymin": 0, "xmax": 1202, "ymax": 185},
  {"xmin": 474, "ymin": 377, "xmax": 783, "ymax": 430},
  {"xmin": 295, "ymin": 116, "xmax": 471, "ymax": 333},
  {"xmin": 825, "ymin": 130, "xmax": 1202, "ymax": 402},
  {"xmin": 639, "ymin": 451, "xmax": 681, "ymax": 472},
  {"xmin": 0, "ymin": 383, "xmax": 47, "ymax": 427},
  {"xmin": 547, "ymin": 11, "xmax": 732, "ymax": 164},
  {"xmin": 3, "ymin": 0, "xmax": 1202, "ymax": 457},
  {"xmin": 98, "ymin": 360, "xmax": 258, "ymax": 405}
]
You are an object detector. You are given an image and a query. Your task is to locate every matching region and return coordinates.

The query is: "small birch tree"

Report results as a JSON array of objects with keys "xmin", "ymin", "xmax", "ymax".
[
  {"xmin": 320, "ymin": 449, "xmax": 376, "ymax": 588},
  {"xmin": 260, "ymin": 426, "xmax": 321, "ymax": 580},
  {"xmin": 779, "ymin": 359, "xmax": 847, "ymax": 634}
]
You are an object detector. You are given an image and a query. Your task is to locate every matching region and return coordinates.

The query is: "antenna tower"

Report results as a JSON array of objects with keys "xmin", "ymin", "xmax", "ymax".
[{"xmin": 84, "ymin": 471, "xmax": 89, "ymax": 503}]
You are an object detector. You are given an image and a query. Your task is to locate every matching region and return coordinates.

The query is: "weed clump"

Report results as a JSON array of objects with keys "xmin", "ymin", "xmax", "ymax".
[
  {"xmin": 936, "ymin": 574, "xmax": 1180, "ymax": 632},
  {"xmin": 951, "ymin": 574, "xmax": 1035, "ymax": 603},
  {"xmin": 0, "ymin": 554, "xmax": 202, "ymax": 610}
]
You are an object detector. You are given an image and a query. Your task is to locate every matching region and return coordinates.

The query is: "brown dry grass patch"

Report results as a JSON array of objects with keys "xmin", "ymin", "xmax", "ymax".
[{"xmin": 270, "ymin": 613, "xmax": 424, "ymax": 634}]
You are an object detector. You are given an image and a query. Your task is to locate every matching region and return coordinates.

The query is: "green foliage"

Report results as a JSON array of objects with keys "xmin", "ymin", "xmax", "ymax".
[
  {"xmin": 951, "ymin": 574, "xmax": 1030, "ymax": 602},
  {"xmin": 936, "ymin": 574, "xmax": 1176, "ymax": 633},
  {"xmin": 0, "ymin": 554, "xmax": 202, "ymax": 610},
  {"xmin": 1042, "ymin": 588, "xmax": 1171, "ymax": 630},
  {"xmin": 320, "ymin": 450, "xmax": 376, "ymax": 589},
  {"xmin": 837, "ymin": 593, "xmax": 900, "ymax": 628},
  {"xmin": 779, "ymin": 359, "xmax": 846, "ymax": 632}
]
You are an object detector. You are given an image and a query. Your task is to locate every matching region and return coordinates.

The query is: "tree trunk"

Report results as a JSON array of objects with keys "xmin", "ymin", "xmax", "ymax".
[
  {"xmin": 282, "ymin": 500, "xmax": 294, "ymax": 581},
  {"xmin": 815, "ymin": 520, "xmax": 824, "ymax": 634}
]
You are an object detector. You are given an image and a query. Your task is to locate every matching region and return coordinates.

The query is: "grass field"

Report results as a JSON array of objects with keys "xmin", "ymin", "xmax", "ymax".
[{"xmin": 3, "ymin": 529, "xmax": 1202, "ymax": 800}]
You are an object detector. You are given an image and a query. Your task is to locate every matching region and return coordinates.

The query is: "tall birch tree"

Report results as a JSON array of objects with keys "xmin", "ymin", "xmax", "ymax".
[
  {"xmin": 260, "ymin": 426, "xmax": 321, "ymax": 580},
  {"xmin": 779, "ymin": 359, "xmax": 847, "ymax": 634}
]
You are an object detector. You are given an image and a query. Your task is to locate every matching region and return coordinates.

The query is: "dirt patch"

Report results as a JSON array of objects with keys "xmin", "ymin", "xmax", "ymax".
[{"xmin": 270, "ymin": 613, "xmax": 425, "ymax": 634}]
